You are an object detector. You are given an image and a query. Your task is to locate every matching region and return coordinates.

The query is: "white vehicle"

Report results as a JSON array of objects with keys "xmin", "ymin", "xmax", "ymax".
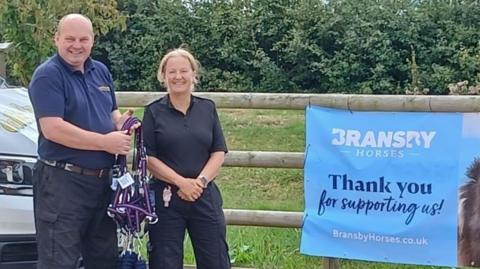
[{"xmin": 0, "ymin": 86, "xmax": 37, "ymax": 268}]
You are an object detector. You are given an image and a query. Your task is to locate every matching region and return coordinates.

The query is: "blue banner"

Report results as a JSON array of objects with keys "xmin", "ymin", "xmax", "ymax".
[{"xmin": 300, "ymin": 106, "xmax": 480, "ymax": 267}]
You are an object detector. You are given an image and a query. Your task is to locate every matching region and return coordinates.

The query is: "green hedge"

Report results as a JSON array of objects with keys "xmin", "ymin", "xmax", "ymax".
[{"xmin": 3, "ymin": 0, "xmax": 480, "ymax": 94}]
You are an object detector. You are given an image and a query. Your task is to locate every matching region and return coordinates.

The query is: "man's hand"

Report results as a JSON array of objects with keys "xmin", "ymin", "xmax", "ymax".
[
  {"xmin": 101, "ymin": 130, "xmax": 132, "ymax": 155},
  {"xmin": 114, "ymin": 108, "xmax": 141, "ymax": 133}
]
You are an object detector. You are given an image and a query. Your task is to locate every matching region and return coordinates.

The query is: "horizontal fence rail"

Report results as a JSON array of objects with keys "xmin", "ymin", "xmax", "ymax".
[
  {"xmin": 224, "ymin": 209, "xmax": 303, "ymax": 228},
  {"xmin": 130, "ymin": 151, "xmax": 304, "ymax": 168},
  {"xmin": 224, "ymin": 151, "xmax": 304, "ymax": 168},
  {"xmin": 117, "ymin": 92, "xmax": 480, "ymax": 112}
]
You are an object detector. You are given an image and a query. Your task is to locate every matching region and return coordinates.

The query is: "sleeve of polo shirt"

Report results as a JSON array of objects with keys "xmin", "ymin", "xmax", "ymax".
[
  {"xmin": 210, "ymin": 106, "xmax": 228, "ymax": 153},
  {"xmin": 28, "ymin": 75, "xmax": 65, "ymax": 118},
  {"xmin": 142, "ymin": 106, "xmax": 158, "ymax": 156},
  {"xmin": 107, "ymin": 71, "xmax": 118, "ymax": 111}
]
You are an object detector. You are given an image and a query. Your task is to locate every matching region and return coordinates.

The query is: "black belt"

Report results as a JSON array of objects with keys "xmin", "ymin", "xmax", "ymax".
[{"xmin": 38, "ymin": 158, "xmax": 110, "ymax": 178}]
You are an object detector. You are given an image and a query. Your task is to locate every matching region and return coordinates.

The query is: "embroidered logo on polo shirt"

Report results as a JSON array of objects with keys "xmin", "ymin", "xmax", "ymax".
[{"xmin": 98, "ymin": 85, "xmax": 111, "ymax": 92}]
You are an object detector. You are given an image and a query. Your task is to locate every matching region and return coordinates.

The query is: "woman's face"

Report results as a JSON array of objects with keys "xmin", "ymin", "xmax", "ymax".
[{"xmin": 164, "ymin": 56, "xmax": 196, "ymax": 95}]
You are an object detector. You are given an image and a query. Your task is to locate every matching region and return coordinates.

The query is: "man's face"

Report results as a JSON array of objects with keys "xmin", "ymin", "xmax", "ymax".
[{"xmin": 54, "ymin": 17, "xmax": 94, "ymax": 72}]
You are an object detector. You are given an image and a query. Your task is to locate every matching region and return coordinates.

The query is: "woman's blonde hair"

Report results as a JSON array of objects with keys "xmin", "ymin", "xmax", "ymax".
[{"xmin": 157, "ymin": 48, "xmax": 199, "ymax": 87}]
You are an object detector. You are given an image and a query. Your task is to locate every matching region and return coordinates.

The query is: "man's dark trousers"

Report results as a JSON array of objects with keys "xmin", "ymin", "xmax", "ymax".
[{"xmin": 33, "ymin": 162, "xmax": 117, "ymax": 269}]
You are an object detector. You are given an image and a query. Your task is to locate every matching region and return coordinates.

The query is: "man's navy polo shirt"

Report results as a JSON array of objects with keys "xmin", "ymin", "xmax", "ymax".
[
  {"xmin": 143, "ymin": 95, "xmax": 227, "ymax": 180},
  {"xmin": 28, "ymin": 54, "xmax": 117, "ymax": 169}
]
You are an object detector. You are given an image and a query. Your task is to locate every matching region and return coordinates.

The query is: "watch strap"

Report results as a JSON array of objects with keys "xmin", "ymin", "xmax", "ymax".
[{"xmin": 199, "ymin": 175, "xmax": 209, "ymax": 188}]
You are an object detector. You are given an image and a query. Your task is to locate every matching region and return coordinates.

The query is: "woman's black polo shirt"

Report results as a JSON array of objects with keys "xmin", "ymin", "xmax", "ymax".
[{"xmin": 143, "ymin": 94, "xmax": 227, "ymax": 180}]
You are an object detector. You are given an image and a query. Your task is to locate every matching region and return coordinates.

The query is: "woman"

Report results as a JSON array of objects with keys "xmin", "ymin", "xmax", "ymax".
[{"xmin": 143, "ymin": 48, "xmax": 230, "ymax": 269}]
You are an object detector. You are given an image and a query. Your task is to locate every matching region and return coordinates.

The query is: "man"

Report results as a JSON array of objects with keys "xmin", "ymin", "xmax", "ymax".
[{"xmin": 28, "ymin": 14, "xmax": 134, "ymax": 269}]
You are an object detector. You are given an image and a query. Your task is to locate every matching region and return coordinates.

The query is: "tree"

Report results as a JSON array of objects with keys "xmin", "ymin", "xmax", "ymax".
[{"xmin": 0, "ymin": 0, "xmax": 125, "ymax": 85}]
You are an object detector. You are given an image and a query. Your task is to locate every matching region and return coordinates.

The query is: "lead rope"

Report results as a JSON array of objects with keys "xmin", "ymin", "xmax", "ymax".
[{"xmin": 107, "ymin": 116, "xmax": 157, "ymax": 268}]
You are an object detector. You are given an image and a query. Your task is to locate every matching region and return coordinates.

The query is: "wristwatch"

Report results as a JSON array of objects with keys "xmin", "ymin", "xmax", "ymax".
[{"xmin": 199, "ymin": 175, "xmax": 209, "ymax": 189}]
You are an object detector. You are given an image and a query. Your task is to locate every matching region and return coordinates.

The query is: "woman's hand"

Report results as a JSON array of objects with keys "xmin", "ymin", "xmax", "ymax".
[{"xmin": 176, "ymin": 178, "xmax": 204, "ymax": 202}]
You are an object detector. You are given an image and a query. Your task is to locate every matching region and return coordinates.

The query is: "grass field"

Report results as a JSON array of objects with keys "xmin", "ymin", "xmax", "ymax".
[{"xmin": 131, "ymin": 108, "xmax": 455, "ymax": 269}]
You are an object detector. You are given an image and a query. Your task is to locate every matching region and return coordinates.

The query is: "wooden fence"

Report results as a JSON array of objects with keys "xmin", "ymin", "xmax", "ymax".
[{"xmin": 118, "ymin": 92, "xmax": 480, "ymax": 269}]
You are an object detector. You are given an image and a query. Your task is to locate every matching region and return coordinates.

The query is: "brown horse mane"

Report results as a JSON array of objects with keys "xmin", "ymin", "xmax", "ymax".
[{"xmin": 459, "ymin": 158, "xmax": 480, "ymax": 267}]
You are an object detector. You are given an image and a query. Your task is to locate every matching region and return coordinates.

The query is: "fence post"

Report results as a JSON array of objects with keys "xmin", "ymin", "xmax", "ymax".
[{"xmin": 323, "ymin": 258, "xmax": 340, "ymax": 269}]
